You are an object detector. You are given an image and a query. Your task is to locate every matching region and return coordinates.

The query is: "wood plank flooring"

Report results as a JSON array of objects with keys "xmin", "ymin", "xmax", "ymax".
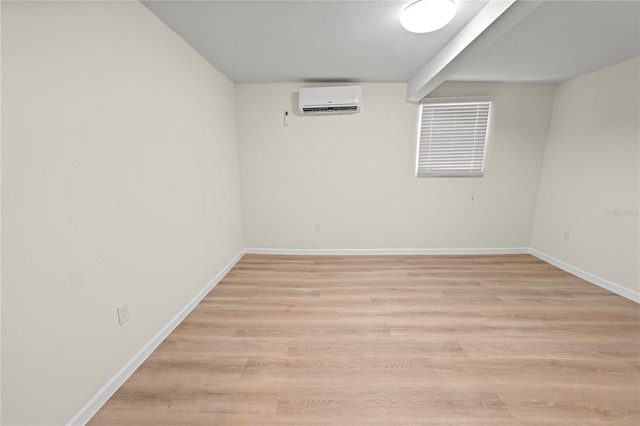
[{"xmin": 89, "ymin": 254, "xmax": 640, "ymax": 425}]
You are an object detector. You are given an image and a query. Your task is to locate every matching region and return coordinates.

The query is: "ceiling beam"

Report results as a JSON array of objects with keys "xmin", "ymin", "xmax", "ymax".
[{"xmin": 407, "ymin": 0, "xmax": 546, "ymax": 102}]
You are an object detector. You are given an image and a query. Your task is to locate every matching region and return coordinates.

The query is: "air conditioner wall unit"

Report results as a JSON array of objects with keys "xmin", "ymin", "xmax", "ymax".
[{"xmin": 299, "ymin": 86, "xmax": 362, "ymax": 115}]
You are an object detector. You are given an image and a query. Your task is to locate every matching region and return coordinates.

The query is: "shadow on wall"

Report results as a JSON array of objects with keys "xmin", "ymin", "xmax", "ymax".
[{"xmin": 291, "ymin": 91, "xmax": 300, "ymax": 117}]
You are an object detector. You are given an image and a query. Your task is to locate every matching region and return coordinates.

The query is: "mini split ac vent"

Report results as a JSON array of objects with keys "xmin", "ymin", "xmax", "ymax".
[
  {"xmin": 299, "ymin": 86, "xmax": 362, "ymax": 115},
  {"xmin": 302, "ymin": 105, "xmax": 359, "ymax": 113}
]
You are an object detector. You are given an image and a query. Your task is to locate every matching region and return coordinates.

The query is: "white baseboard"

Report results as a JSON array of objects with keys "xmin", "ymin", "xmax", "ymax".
[
  {"xmin": 244, "ymin": 247, "xmax": 529, "ymax": 256},
  {"xmin": 66, "ymin": 249, "xmax": 246, "ymax": 426},
  {"xmin": 528, "ymin": 248, "xmax": 639, "ymax": 303}
]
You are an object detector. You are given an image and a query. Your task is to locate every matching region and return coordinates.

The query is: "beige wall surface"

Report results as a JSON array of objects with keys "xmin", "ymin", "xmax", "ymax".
[
  {"xmin": 1, "ymin": 2, "xmax": 244, "ymax": 424},
  {"xmin": 531, "ymin": 57, "xmax": 640, "ymax": 294},
  {"xmin": 237, "ymin": 82, "xmax": 556, "ymax": 250}
]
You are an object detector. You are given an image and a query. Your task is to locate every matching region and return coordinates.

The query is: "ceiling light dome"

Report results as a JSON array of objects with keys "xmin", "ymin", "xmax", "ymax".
[{"xmin": 401, "ymin": 0, "xmax": 457, "ymax": 33}]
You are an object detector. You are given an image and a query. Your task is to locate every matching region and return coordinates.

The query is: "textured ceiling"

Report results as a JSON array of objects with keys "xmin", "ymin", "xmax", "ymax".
[
  {"xmin": 450, "ymin": 0, "xmax": 640, "ymax": 83},
  {"xmin": 143, "ymin": 0, "xmax": 640, "ymax": 85},
  {"xmin": 142, "ymin": 0, "xmax": 489, "ymax": 83}
]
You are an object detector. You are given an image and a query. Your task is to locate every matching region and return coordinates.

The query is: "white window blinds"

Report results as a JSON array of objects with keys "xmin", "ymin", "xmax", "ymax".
[{"xmin": 416, "ymin": 97, "xmax": 491, "ymax": 177}]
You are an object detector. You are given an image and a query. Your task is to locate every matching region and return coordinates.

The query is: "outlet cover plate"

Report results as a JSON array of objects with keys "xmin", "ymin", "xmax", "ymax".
[{"xmin": 117, "ymin": 303, "xmax": 130, "ymax": 326}]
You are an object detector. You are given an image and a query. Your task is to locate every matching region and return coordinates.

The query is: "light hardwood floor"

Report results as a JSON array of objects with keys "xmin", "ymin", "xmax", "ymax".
[{"xmin": 90, "ymin": 254, "xmax": 640, "ymax": 425}]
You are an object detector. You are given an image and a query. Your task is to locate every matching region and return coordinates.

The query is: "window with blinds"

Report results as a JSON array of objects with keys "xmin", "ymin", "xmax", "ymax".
[{"xmin": 416, "ymin": 97, "xmax": 491, "ymax": 177}]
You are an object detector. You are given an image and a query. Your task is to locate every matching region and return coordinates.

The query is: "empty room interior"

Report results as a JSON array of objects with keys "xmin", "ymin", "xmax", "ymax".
[{"xmin": 2, "ymin": 0, "xmax": 639, "ymax": 425}]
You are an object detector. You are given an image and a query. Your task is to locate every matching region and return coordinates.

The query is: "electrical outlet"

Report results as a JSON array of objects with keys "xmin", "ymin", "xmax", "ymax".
[
  {"xmin": 117, "ymin": 302, "xmax": 130, "ymax": 326},
  {"xmin": 315, "ymin": 224, "xmax": 321, "ymax": 233},
  {"xmin": 562, "ymin": 230, "xmax": 570, "ymax": 241}
]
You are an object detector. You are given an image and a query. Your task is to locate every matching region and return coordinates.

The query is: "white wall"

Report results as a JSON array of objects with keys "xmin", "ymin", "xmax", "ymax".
[
  {"xmin": 237, "ymin": 83, "xmax": 555, "ymax": 249},
  {"xmin": 1, "ymin": 2, "xmax": 244, "ymax": 424},
  {"xmin": 531, "ymin": 57, "xmax": 640, "ymax": 295}
]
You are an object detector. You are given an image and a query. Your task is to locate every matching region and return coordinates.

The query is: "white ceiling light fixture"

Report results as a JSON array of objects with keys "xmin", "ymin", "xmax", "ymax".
[{"xmin": 401, "ymin": 0, "xmax": 458, "ymax": 33}]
